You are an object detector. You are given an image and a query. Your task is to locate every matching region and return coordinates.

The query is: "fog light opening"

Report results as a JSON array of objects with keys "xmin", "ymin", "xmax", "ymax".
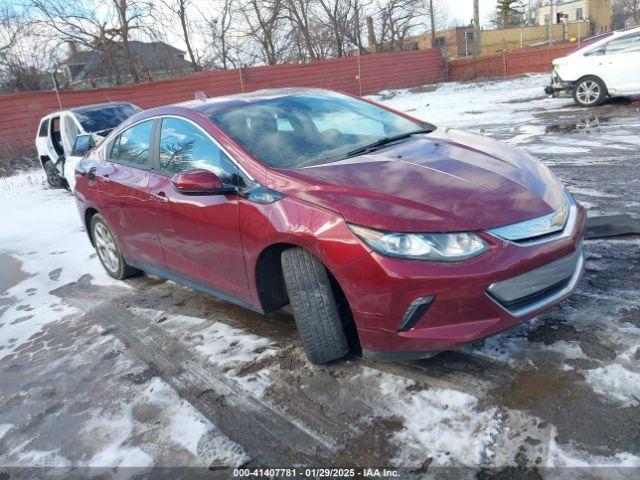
[{"xmin": 397, "ymin": 296, "xmax": 435, "ymax": 332}]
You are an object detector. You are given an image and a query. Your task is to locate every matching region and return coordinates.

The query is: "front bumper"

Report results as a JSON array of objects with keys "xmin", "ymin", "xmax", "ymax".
[
  {"xmin": 545, "ymin": 71, "xmax": 574, "ymax": 96},
  {"xmin": 341, "ymin": 203, "xmax": 586, "ymax": 360}
]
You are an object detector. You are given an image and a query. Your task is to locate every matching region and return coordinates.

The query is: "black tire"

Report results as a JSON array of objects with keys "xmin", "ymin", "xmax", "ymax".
[
  {"xmin": 281, "ymin": 248, "xmax": 349, "ymax": 364},
  {"xmin": 90, "ymin": 213, "xmax": 141, "ymax": 280},
  {"xmin": 573, "ymin": 76, "xmax": 607, "ymax": 107},
  {"xmin": 43, "ymin": 160, "xmax": 68, "ymax": 189}
]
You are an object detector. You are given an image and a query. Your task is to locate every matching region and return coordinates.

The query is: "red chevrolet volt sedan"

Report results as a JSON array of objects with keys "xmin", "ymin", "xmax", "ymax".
[{"xmin": 74, "ymin": 88, "xmax": 585, "ymax": 364}]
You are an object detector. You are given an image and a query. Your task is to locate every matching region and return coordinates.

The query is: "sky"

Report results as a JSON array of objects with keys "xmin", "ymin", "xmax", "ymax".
[{"xmin": 445, "ymin": 1, "xmax": 498, "ymax": 27}]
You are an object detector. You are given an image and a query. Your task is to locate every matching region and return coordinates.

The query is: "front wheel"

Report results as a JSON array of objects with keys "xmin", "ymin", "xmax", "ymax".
[
  {"xmin": 573, "ymin": 76, "xmax": 607, "ymax": 107},
  {"xmin": 90, "ymin": 214, "xmax": 141, "ymax": 280},
  {"xmin": 281, "ymin": 248, "xmax": 349, "ymax": 364},
  {"xmin": 43, "ymin": 160, "xmax": 68, "ymax": 189}
]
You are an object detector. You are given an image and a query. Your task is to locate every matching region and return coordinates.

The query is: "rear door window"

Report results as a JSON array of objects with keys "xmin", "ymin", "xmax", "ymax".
[
  {"xmin": 110, "ymin": 120, "xmax": 154, "ymax": 168},
  {"xmin": 38, "ymin": 119, "xmax": 49, "ymax": 137}
]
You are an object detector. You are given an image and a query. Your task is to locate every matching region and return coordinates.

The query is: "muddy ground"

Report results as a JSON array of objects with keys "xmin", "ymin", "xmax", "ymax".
[{"xmin": 1, "ymin": 75, "xmax": 639, "ymax": 479}]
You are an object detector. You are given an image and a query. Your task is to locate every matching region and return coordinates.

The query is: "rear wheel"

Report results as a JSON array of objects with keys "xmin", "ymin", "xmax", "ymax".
[
  {"xmin": 90, "ymin": 214, "xmax": 141, "ymax": 280},
  {"xmin": 43, "ymin": 160, "xmax": 68, "ymax": 189},
  {"xmin": 281, "ymin": 247, "xmax": 349, "ymax": 364},
  {"xmin": 573, "ymin": 76, "xmax": 607, "ymax": 107}
]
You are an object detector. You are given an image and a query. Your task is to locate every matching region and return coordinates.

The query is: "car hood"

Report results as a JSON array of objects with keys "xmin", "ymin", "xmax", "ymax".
[{"xmin": 267, "ymin": 127, "xmax": 565, "ymax": 232}]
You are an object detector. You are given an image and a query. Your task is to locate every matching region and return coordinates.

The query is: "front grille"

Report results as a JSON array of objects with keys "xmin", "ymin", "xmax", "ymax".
[
  {"xmin": 488, "ymin": 191, "xmax": 576, "ymax": 246},
  {"xmin": 488, "ymin": 277, "xmax": 571, "ymax": 312},
  {"xmin": 486, "ymin": 247, "xmax": 583, "ymax": 316}
]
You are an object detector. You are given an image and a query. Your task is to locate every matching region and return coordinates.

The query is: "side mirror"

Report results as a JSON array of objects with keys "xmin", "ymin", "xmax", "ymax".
[
  {"xmin": 71, "ymin": 133, "xmax": 95, "ymax": 156},
  {"xmin": 171, "ymin": 169, "xmax": 236, "ymax": 196}
]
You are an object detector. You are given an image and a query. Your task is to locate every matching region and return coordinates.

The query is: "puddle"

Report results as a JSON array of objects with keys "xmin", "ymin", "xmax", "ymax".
[
  {"xmin": 545, "ymin": 115, "xmax": 610, "ymax": 135},
  {"xmin": 0, "ymin": 253, "xmax": 29, "ymax": 294},
  {"xmin": 493, "ymin": 368, "xmax": 640, "ymax": 455}
]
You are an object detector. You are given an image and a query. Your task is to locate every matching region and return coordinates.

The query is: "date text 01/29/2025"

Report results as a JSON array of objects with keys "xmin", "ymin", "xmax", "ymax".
[{"xmin": 232, "ymin": 468, "xmax": 401, "ymax": 478}]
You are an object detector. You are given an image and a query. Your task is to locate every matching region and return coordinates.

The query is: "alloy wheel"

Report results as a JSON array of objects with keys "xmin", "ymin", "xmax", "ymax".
[
  {"xmin": 576, "ymin": 81, "xmax": 601, "ymax": 105},
  {"xmin": 94, "ymin": 222, "xmax": 120, "ymax": 273}
]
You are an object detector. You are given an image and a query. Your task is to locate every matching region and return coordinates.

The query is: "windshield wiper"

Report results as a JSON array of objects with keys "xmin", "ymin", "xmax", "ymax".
[{"xmin": 345, "ymin": 128, "xmax": 433, "ymax": 159}]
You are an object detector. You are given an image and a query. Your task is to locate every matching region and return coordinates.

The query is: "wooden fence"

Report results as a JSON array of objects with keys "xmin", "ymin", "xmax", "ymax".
[
  {"xmin": 447, "ymin": 43, "xmax": 578, "ymax": 82},
  {"xmin": 0, "ymin": 43, "xmax": 583, "ymax": 157},
  {"xmin": 0, "ymin": 50, "xmax": 444, "ymax": 154}
]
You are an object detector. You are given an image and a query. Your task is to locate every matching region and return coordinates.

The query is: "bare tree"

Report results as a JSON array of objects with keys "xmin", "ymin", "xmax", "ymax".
[
  {"xmin": 157, "ymin": 0, "xmax": 201, "ymax": 71},
  {"xmin": 30, "ymin": 0, "xmax": 151, "ymax": 85},
  {"xmin": 374, "ymin": 0, "xmax": 425, "ymax": 52},
  {"xmin": 113, "ymin": 0, "xmax": 142, "ymax": 82},
  {"xmin": 316, "ymin": 0, "xmax": 368, "ymax": 56},
  {"xmin": 202, "ymin": 0, "xmax": 239, "ymax": 69},
  {"xmin": 0, "ymin": 1, "xmax": 22, "ymax": 56},
  {"xmin": 620, "ymin": 0, "xmax": 640, "ymax": 25},
  {"xmin": 242, "ymin": 0, "xmax": 289, "ymax": 65},
  {"xmin": 0, "ymin": 1, "xmax": 59, "ymax": 92},
  {"xmin": 283, "ymin": 0, "xmax": 319, "ymax": 60}
]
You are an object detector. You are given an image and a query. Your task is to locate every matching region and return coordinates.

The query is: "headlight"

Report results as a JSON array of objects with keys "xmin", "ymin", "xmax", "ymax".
[{"xmin": 348, "ymin": 224, "xmax": 488, "ymax": 262}]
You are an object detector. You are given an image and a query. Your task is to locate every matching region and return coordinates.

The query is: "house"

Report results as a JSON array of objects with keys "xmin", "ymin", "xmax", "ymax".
[
  {"xmin": 536, "ymin": 0, "xmax": 612, "ymax": 34},
  {"xmin": 60, "ymin": 41, "xmax": 193, "ymax": 88}
]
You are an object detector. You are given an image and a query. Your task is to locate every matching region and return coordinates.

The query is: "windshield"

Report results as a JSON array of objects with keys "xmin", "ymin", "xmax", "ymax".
[
  {"xmin": 209, "ymin": 92, "xmax": 427, "ymax": 168},
  {"xmin": 73, "ymin": 104, "xmax": 141, "ymax": 133}
]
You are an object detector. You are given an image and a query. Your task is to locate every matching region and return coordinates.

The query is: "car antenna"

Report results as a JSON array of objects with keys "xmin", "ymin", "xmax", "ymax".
[{"xmin": 194, "ymin": 91, "xmax": 209, "ymax": 101}]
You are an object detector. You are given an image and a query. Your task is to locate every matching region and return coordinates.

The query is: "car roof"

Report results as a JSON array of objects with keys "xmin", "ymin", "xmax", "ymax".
[
  {"xmin": 42, "ymin": 102, "xmax": 137, "ymax": 120},
  {"xmin": 177, "ymin": 87, "xmax": 337, "ymax": 116},
  {"xmin": 69, "ymin": 102, "xmax": 137, "ymax": 114}
]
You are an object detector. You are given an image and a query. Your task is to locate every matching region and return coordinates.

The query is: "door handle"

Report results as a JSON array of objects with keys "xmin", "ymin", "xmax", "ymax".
[{"xmin": 151, "ymin": 191, "xmax": 168, "ymax": 202}]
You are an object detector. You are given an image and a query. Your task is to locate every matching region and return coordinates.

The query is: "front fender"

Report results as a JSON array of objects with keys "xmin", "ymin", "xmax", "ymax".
[{"xmin": 239, "ymin": 196, "xmax": 370, "ymax": 310}]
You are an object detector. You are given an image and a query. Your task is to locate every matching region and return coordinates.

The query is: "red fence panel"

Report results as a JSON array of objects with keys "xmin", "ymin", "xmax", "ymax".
[
  {"xmin": 448, "ymin": 43, "xmax": 578, "ymax": 82},
  {"xmin": 0, "ymin": 50, "xmax": 444, "ymax": 155}
]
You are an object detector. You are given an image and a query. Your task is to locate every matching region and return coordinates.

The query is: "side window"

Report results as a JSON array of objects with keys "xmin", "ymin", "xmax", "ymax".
[
  {"xmin": 158, "ymin": 117, "xmax": 239, "ymax": 184},
  {"xmin": 38, "ymin": 119, "xmax": 49, "ymax": 137},
  {"xmin": 109, "ymin": 120, "xmax": 153, "ymax": 167},
  {"xmin": 605, "ymin": 34, "xmax": 640, "ymax": 55}
]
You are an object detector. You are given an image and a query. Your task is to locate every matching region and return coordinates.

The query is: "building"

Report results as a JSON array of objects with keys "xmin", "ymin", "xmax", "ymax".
[
  {"xmin": 537, "ymin": 0, "xmax": 612, "ymax": 34},
  {"xmin": 390, "ymin": 21, "xmax": 590, "ymax": 58},
  {"xmin": 366, "ymin": 0, "xmax": 611, "ymax": 59},
  {"xmin": 60, "ymin": 41, "xmax": 193, "ymax": 88},
  {"xmin": 396, "ymin": 27, "xmax": 475, "ymax": 58}
]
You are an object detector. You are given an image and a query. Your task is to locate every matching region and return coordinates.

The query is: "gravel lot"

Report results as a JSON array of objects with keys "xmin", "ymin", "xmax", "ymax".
[{"xmin": 1, "ymin": 74, "xmax": 639, "ymax": 479}]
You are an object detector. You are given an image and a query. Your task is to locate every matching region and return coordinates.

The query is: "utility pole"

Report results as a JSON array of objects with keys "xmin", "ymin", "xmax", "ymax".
[
  {"xmin": 473, "ymin": 0, "xmax": 481, "ymax": 56},
  {"xmin": 429, "ymin": 0, "xmax": 436, "ymax": 47},
  {"xmin": 549, "ymin": 0, "xmax": 555, "ymax": 45}
]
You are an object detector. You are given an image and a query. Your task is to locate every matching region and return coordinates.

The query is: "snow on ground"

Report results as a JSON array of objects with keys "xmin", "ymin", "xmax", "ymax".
[
  {"xmin": 355, "ymin": 367, "xmax": 501, "ymax": 467},
  {"xmin": 371, "ymin": 75, "xmax": 558, "ymax": 130},
  {"xmin": 129, "ymin": 307, "xmax": 278, "ymax": 397},
  {"xmin": 584, "ymin": 351, "xmax": 640, "ymax": 407},
  {"xmin": 0, "ymin": 174, "xmax": 251, "ymax": 470},
  {"xmin": 0, "ymin": 172, "xmax": 120, "ymax": 354}
]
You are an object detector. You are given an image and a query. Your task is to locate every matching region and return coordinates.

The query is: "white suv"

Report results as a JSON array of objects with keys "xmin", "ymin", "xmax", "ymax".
[
  {"xmin": 546, "ymin": 26, "xmax": 640, "ymax": 107},
  {"xmin": 35, "ymin": 102, "xmax": 140, "ymax": 190}
]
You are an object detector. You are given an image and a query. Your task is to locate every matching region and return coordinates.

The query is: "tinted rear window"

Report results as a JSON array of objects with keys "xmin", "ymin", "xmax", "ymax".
[{"xmin": 73, "ymin": 104, "xmax": 141, "ymax": 133}]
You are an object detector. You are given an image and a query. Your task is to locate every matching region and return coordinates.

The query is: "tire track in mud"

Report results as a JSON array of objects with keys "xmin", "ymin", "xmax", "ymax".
[
  {"xmin": 51, "ymin": 278, "xmax": 338, "ymax": 467},
  {"xmin": 51, "ymin": 276, "xmax": 519, "ymax": 468}
]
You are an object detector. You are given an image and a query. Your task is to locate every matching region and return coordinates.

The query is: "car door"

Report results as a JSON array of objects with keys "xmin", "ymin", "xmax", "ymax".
[
  {"xmin": 147, "ymin": 116, "xmax": 251, "ymax": 303},
  {"xmin": 96, "ymin": 119, "xmax": 165, "ymax": 268},
  {"xmin": 60, "ymin": 113, "xmax": 82, "ymax": 157},
  {"xmin": 600, "ymin": 32, "xmax": 640, "ymax": 94}
]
